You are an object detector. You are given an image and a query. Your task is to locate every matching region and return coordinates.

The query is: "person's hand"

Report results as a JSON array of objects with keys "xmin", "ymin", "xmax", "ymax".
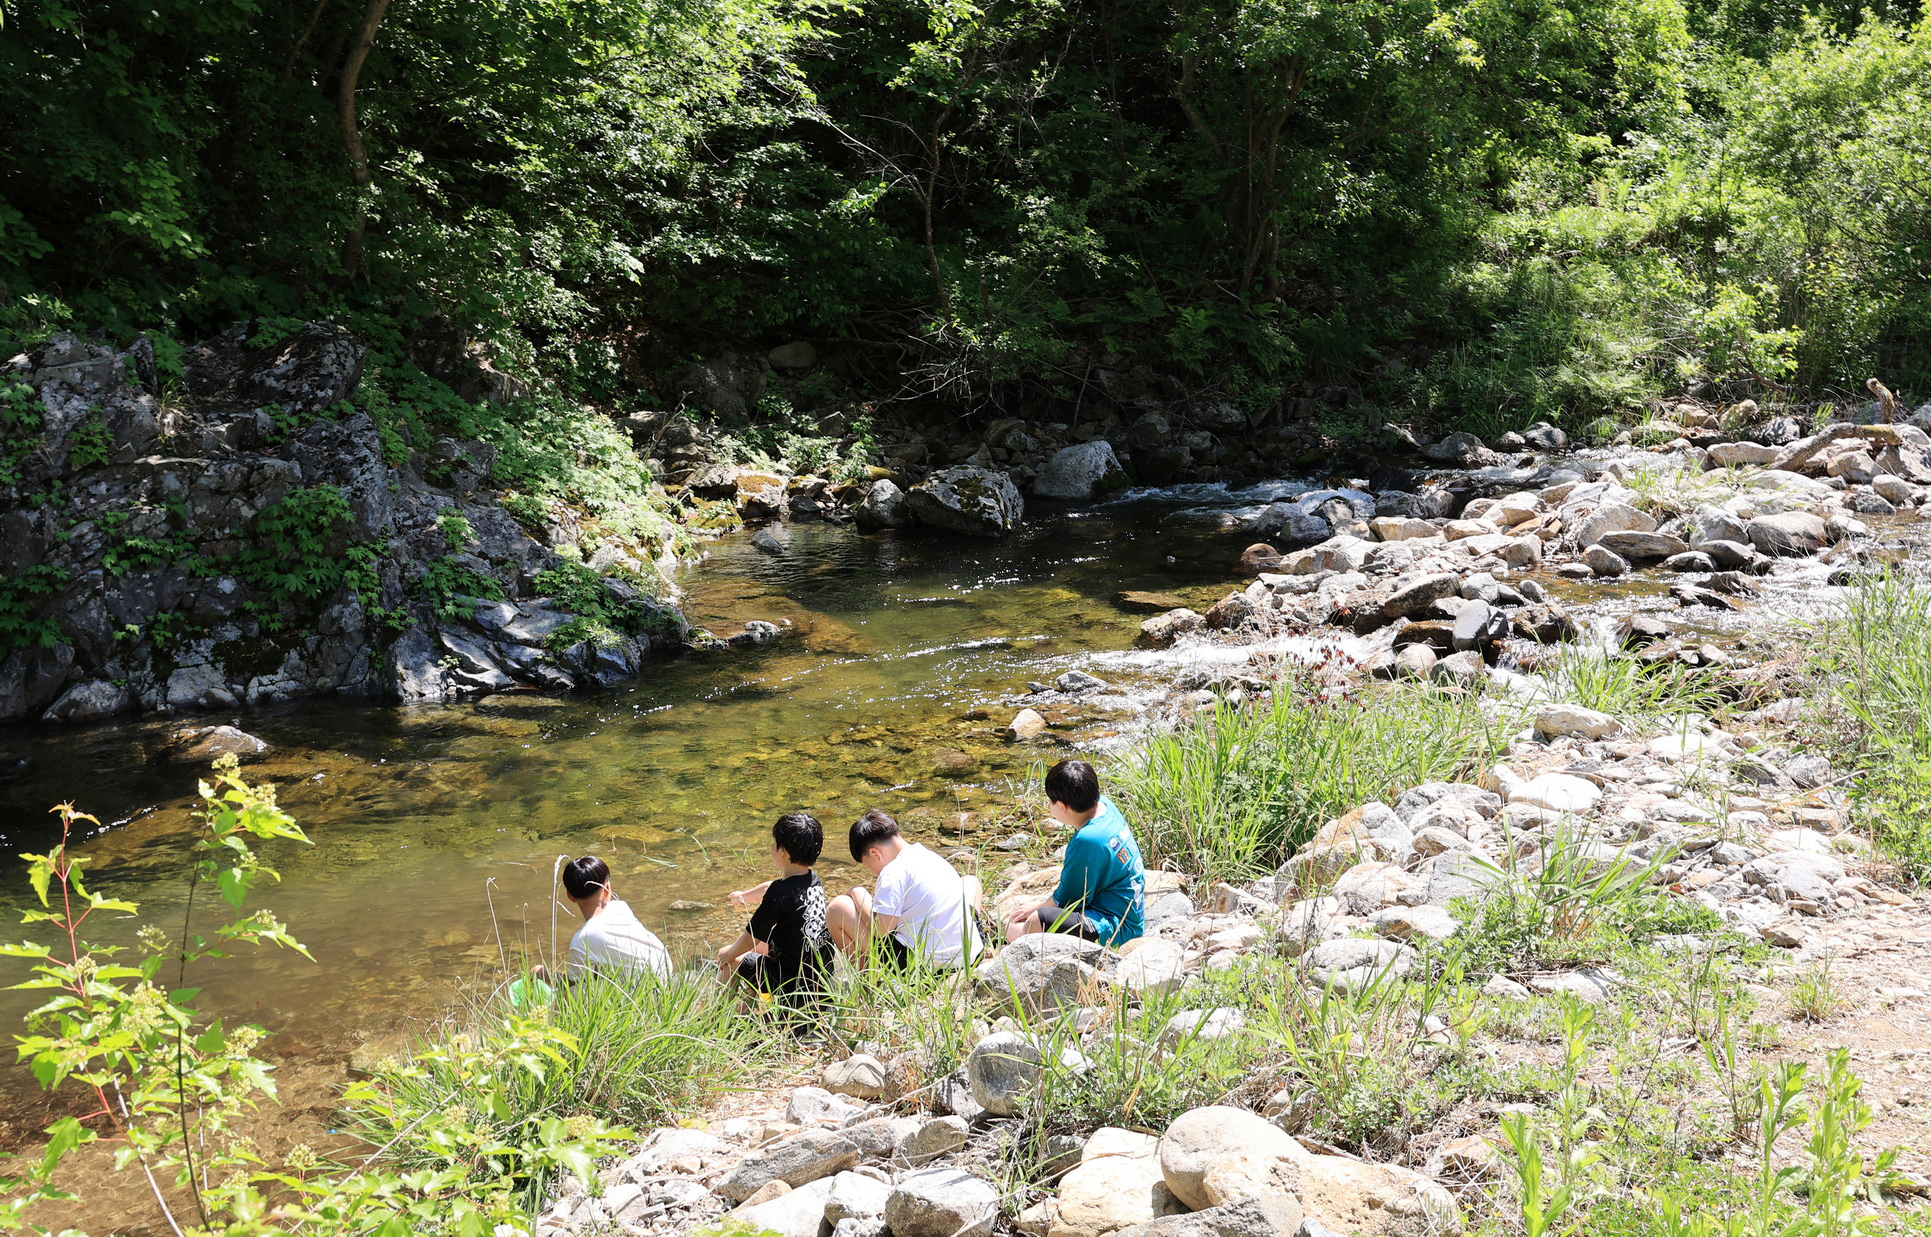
[
  {"xmin": 1008, "ymin": 902, "xmax": 1037, "ymax": 925},
  {"xmin": 728, "ymin": 889, "xmax": 750, "ymax": 908},
  {"xmin": 753, "ymin": 940, "xmax": 771, "ymax": 956},
  {"xmin": 531, "ymin": 964, "xmax": 550, "ymax": 983}
]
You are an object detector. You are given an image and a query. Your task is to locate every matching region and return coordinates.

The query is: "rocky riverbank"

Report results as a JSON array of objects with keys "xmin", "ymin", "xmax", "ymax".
[{"xmin": 504, "ymin": 407, "xmax": 1931, "ymax": 1237}]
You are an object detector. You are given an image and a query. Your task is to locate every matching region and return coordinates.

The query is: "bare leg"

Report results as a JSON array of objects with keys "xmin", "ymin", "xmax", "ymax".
[
  {"xmin": 829, "ymin": 886, "xmax": 873, "ymax": 959},
  {"xmin": 1006, "ymin": 910, "xmax": 1044, "ymax": 944}
]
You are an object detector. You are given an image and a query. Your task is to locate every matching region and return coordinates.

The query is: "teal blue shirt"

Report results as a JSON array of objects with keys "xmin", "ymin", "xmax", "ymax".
[{"xmin": 1053, "ymin": 796, "xmax": 1146, "ymax": 945}]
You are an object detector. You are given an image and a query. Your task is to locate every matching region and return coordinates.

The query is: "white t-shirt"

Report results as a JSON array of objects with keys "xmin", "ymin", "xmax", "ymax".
[
  {"xmin": 873, "ymin": 844, "xmax": 981, "ymax": 968},
  {"xmin": 568, "ymin": 899, "xmax": 673, "ymax": 981}
]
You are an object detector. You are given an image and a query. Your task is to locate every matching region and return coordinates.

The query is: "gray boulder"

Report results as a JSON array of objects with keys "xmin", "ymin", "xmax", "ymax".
[
  {"xmin": 716, "ymin": 1128, "xmax": 859, "ymax": 1201},
  {"xmin": 1747, "ymin": 511, "xmax": 1829, "ymax": 556},
  {"xmin": 966, "ymin": 1032, "xmax": 1044, "ymax": 1116},
  {"xmin": 1595, "ymin": 530, "xmax": 1688, "ymax": 561},
  {"xmin": 1035, "ymin": 440, "xmax": 1127, "ymax": 499},
  {"xmin": 855, "ymin": 478, "xmax": 912, "ymax": 528},
  {"xmin": 905, "ymin": 467, "xmax": 1025, "ymax": 536}
]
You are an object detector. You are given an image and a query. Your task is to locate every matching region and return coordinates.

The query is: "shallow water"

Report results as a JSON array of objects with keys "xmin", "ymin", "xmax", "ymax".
[{"xmin": 0, "ymin": 488, "xmax": 1293, "ymax": 1104}]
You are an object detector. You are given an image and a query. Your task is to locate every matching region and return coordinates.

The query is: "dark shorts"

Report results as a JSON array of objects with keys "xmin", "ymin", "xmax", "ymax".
[
  {"xmin": 1037, "ymin": 902, "xmax": 1101, "ymax": 942},
  {"xmin": 874, "ymin": 932, "xmax": 916, "ymax": 969},
  {"xmin": 735, "ymin": 954, "xmax": 825, "ymax": 1009}
]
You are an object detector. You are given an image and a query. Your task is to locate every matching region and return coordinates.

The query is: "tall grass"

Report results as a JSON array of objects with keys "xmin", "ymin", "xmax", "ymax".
[
  {"xmin": 1821, "ymin": 571, "xmax": 1931, "ymax": 879},
  {"xmin": 1537, "ymin": 648, "xmax": 1728, "ymax": 722},
  {"xmin": 349, "ymin": 970, "xmax": 775, "ymax": 1167},
  {"xmin": 1113, "ymin": 682, "xmax": 1497, "ymax": 879}
]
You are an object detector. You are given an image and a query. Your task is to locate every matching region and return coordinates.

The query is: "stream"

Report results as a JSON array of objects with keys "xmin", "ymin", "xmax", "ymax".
[{"xmin": 0, "ymin": 463, "xmax": 1905, "ymax": 1176}]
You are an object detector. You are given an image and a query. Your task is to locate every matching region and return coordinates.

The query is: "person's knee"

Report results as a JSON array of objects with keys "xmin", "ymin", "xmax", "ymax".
[
  {"xmin": 1006, "ymin": 911, "xmax": 1041, "ymax": 944},
  {"xmin": 827, "ymin": 894, "xmax": 859, "ymax": 949}
]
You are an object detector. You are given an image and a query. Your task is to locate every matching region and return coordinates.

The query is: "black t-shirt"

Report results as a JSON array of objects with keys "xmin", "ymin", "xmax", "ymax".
[{"xmin": 749, "ymin": 871, "xmax": 833, "ymax": 1002}]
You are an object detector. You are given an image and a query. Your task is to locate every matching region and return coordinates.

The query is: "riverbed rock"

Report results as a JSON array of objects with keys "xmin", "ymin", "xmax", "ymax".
[
  {"xmin": 965, "ymin": 1032, "xmax": 1045, "ymax": 1115},
  {"xmin": 165, "ymin": 724, "xmax": 271, "ymax": 763},
  {"xmin": 1707, "ymin": 441, "xmax": 1780, "ymax": 467},
  {"xmin": 1584, "ymin": 544, "xmax": 1629, "ymax": 577},
  {"xmin": 1140, "ymin": 608, "xmax": 1205, "ymax": 647},
  {"xmin": 1303, "ymin": 938, "xmax": 1416, "ymax": 991},
  {"xmin": 1035, "ymin": 441, "xmax": 1127, "ymax": 500},
  {"xmin": 823, "ymin": 1054, "xmax": 886, "ymax": 1100},
  {"xmin": 1597, "ymin": 530, "xmax": 1688, "ymax": 561},
  {"xmin": 906, "ymin": 467, "xmax": 1025, "ymax": 536},
  {"xmin": 729, "ymin": 1176, "xmax": 836, "ymax": 1237},
  {"xmin": 975, "ymin": 936, "xmax": 1108, "ymax": 1013},
  {"xmin": 1159, "ymin": 1106, "xmax": 1309, "ymax": 1211},
  {"xmin": 42, "ymin": 679, "xmax": 132, "ymax": 723},
  {"xmin": 1573, "ymin": 502, "xmax": 1655, "ymax": 547},
  {"xmin": 886, "ymin": 1168, "xmax": 1000, "ymax": 1237},
  {"xmin": 1747, "ymin": 511, "xmax": 1830, "ymax": 556},
  {"xmin": 855, "ymin": 478, "xmax": 913, "ymax": 528}
]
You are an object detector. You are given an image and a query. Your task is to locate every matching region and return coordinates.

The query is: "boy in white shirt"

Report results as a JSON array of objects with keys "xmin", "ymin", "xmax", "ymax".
[
  {"xmin": 541, "ymin": 855, "xmax": 673, "ymax": 983},
  {"xmin": 827, "ymin": 809, "xmax": 983, "ymax": 969}
]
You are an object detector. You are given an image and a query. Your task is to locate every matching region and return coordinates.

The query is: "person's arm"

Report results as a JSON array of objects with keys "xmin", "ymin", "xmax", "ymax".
[
  {"xmin": 716, "ymin": 930, "xmax": 758, "ymax": 976},
  {"xmin": 729, "ymin": 880, "xmax": 773, "ymax": 909}
]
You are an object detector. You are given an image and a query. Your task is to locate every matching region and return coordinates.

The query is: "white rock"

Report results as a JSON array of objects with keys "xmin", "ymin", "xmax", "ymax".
[
  {"xmin": 1507, "ymin": 773, "xmax": 1601, "ymax": 814},
  {"xmin": 1534, "ymin": 704, "xmax": 1621, "ymax": 740}
]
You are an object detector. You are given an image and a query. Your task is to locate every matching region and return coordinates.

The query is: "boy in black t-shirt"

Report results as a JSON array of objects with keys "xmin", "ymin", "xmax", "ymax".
[{"xmin": 718, "ymin": 813, "xmax": 834, "ymax": 1012}]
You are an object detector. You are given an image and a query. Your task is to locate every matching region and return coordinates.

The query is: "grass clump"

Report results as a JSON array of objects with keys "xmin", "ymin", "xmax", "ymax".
[
  {"xmin": 1815, "ymin": 571, "xmax": 1931, "ymax": 880},
  {"xmin": 350, "ymin": 970, "xmax": 773, "ymax": 1161},
  {"xmin": 1114, "ymin": 678, "xmax": 1496, "ymax": 880}
]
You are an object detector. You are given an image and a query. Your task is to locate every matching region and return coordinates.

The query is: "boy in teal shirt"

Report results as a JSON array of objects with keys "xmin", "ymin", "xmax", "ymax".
[{"xmin": 1005, "ymin": 759, "xmax": 1145, "ymax": 946}]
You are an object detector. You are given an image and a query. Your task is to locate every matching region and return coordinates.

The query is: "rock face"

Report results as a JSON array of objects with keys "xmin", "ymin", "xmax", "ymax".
[
  {"xmin": 1035, "ymin": 441, "xmax": 1128, "ymax": 500},
  {"xmin": 0, "ymin": 325, "xmax": 694, "ymax": 723},
  {"xmin": 905, "ymin": 467, "xmax": 1025, "ymax": 536}
]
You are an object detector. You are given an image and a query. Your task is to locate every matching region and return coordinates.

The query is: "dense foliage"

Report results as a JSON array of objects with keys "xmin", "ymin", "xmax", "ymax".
[{"xmin": 2, "ymin": 0, "xmax": 1927, "ymax": 426}]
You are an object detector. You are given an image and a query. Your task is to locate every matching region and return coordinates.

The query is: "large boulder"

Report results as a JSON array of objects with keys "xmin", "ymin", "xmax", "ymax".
[
  {"xmin": 1035, "ymin": 441, "xmax": 1128, "ymax": 500},
  {"xmin": 855, "ymin": 478, "xmax": 913, "ymax": 528},
  {"xmin": 1747, "ymin": 511, "xmax": 1829, "ymax": 557},
  {"xmin": 966, "ymin": 1031, "xmax": 1045, "ymax": 1116},
  {"xmin": 886, "ymin": 1168, "xmax": 1000, "ymax": 1237},
  {"xmin": 676, "ymin": 352, "xmax": 766, "ymax": 418},
  {"xmin": 1302, "ymin": 938, "xmax": 1416, "ymax": 991},
  {"xmin": 1050, "ymin": 1128, "xmax": 1187, "ymax": 1237},
  {"xmin": 1158, "ymin": 1106, "xmax": 1308, "ymax": 1211},
  {"xmin": 1595, "ymin": 530, "xmax": 1687, "ymax": 561},
  {"xmin": 1571, "ymin": 502, "xmax": 1655, "ymax": 548},
  {"xmin": 182, "ymin": 321, "xmax": 367, "ymax": 417},
  {"xmin": 906, "ymin": 467, "xmax": 1025, "ymax": 536}
]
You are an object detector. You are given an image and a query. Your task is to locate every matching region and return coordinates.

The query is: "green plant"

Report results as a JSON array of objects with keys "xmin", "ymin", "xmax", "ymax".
[
  {"xmin": 1, "ymin": 379, "xmax": 45, "ymax": 487},
  {"xmin": 532, "ymin": 561, "xmax": 677, "ymax": 651},
  {"xmin": 0, "ymin": 562, "xmax": 69, "ymax": 660},
  {"xmin": 1822, "ymin": 572, "xmax": 1931, "ymax": 879},
  {"xmin": 65, "ymin": 414, "xmax": 113, "ymax": 470},
  {"xmin": 1787, "ymin": 964, "xmax": 1842, "ymax": 1023},
  {"xmin": 415, "ymin": 555, "xmax": 505, "ymax": 624},
  {"xmin": 1115, "ymin": 676, "xmax": 1495, "ymax": 880}
]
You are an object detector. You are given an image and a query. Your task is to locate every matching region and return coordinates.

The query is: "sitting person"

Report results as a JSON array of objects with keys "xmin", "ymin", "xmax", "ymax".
[
  {"xmin": 718, "ymin": 812, "xmax": 835, "ymax": 1010},
  {"xmin": 828, "ymin": 809, "xmax": 983, "ymax": 969},
  {"xmin": 538, "ymin": 855, "xmax": 673, "ymax": 984},
  {"xmin": 1006, "ymin": 759, "xmax": 1145, "ymax": 946}
]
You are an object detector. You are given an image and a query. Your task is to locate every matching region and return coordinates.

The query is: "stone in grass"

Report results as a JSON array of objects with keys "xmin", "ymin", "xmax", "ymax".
[
  {"xmin": 885, "ymin": 1167, "xmax": 1000, "ymax": 1237},
  {"xmin": 900, "ymin": 1115, "xmax": 969, "ymax": 1164},
  {"xmin": 1201, "ymin": 1152, "xmax": 1464, "ymax": 1237},
  {"xmin": 716, "ymin": 1128, "xmax": 859, "ymax": 1201},
  {"xmin": 1534, "ymin": 703, "xmax": 1621, "ymax": 740},
  {"xmin": 1302, "ymin": 938, "xmax": 1416, "ymax": 993},
  {"xmin": 1371, "ymin": 905, "xmax": 1460, "ymax": 942},
  {"xmin": 1158, "ymin": 1008, "xmax": 1247, "ymax": 1055},
  {"xmin": 823, "ymin": 1054, "xmax": 886, "ymax": 1100},
  {"xmin": 729, "ymin": 1175, "xmax": 837, "ymax": 1237},
  {"xmin": 966, "ymin": 1032, "xmax": 1047, "ymax": 1117},
  {"xmin": 1158, "ymin": 1106, "xmax": 1310, "ymax": 1211},
  {"xmin": 1117, "ymin": 938, "xmax": 1189, "ymax": 997},
  {"xmin": 824, "ymin": 1171, "xmax": 893, "ymax": 1224},
  {"xmin": 1527, "ymin": 969, "xmax": 1618, "ymax": 1004},
  {"xmin": 1507, "ymin": 773, "xmax": 1600, "ymax": 814},
  {"xmin": 1483, "ymin": 975, "xmax": 1531, "ymax": 1001}
]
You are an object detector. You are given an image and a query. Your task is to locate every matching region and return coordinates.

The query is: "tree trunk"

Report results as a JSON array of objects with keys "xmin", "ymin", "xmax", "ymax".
[{"xmin": 337, "ymin": 0, "xmax": 393, "ymax": 279}]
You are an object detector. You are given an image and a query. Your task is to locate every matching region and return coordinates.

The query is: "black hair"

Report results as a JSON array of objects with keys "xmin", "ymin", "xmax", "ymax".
[
  {"xmin": 848, "ymin": 808, "xmax": 902, "ymax": 861},
  {"xmin": 1045, "ymin": 759, "xmax": 1101, "ymax": 813},
  {"xmin": 562, "ymin": 855, "xmax": 610, "ymax": 900},
  {"xmin": 773, "ymin": 812, "xmax": 823, "ymax": 865}
]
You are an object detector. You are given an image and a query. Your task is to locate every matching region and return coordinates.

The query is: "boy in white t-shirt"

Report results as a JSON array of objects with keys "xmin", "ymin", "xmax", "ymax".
[
  {"xmin": 828, "ymin": 809, "xmax": 983, "ymax": 969},
  {"xmin": 537, "ymin": 855, "xmax": 673, "ymax": 984}
]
